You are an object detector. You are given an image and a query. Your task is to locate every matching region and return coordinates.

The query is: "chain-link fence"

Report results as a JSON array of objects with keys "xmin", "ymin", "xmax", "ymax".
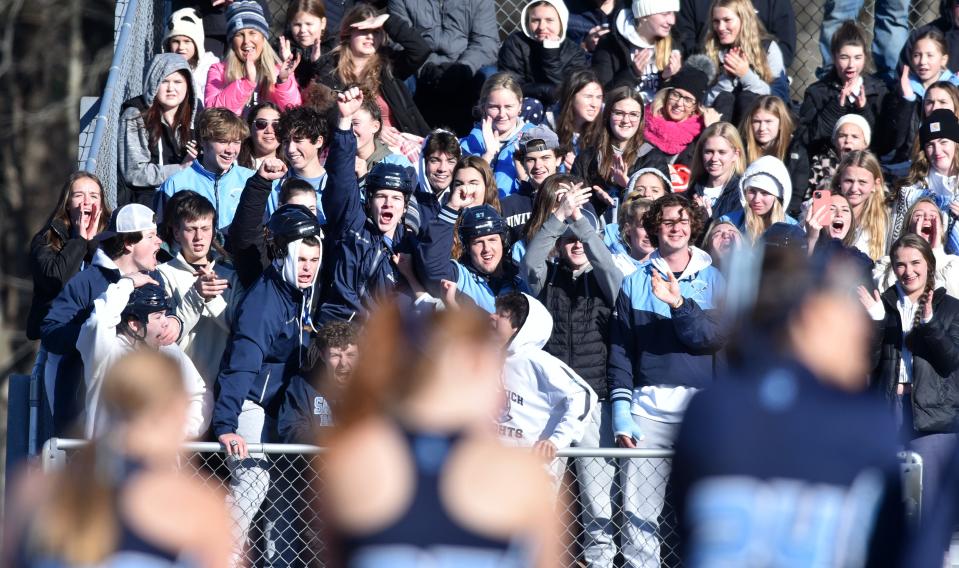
[
  {"xmin": 79, "ymin": 0, "xmax": 168, "ymax": 209},
  {"xmin": 260, "ymin": 0, "xmax": 940, "ymax": 101},
  {"xmin": 82, "ymin": 0, "xmax": 945, "ymax": 190},
  {"xmin": 40, "ymin": 439, "xmax": 924, "ymax": 567}
]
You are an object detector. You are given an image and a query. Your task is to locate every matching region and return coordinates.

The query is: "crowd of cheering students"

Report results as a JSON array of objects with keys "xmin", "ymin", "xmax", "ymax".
[{"xmin": 13, "ymin": 0, "xmax": 959, "ymax": 565}]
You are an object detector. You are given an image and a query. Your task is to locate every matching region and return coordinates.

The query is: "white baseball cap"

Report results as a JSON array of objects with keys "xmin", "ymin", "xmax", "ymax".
[{"xmin": 97, "ymin": 203, "xmax": 157, "ymax": 240}]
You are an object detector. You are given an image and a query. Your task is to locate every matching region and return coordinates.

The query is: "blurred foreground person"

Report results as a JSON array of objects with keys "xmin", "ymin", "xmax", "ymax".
[
  {"xmin": 5, "ymin": 350, "xmax": 231, "ymax": 568},
  {"xmin": 321, "ymin": 303, "xmax": 561, "ymax": 566},
  {"xmin": 671, "ymin": 243, "xmax": 906, "ymax": 566}
]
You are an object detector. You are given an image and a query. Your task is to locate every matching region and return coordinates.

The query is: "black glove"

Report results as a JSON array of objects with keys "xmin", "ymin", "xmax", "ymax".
[{"xmin": 418, "ymin": 62, "xmax": 451, "ymax": 86}]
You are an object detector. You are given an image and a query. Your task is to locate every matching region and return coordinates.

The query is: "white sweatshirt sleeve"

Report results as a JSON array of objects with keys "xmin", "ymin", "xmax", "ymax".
[
  {"xmin": 535, "ymin": 356, "xmax": 597, "ymax": 449},
  {"xmin": 78, "ymin": 278, "xmax": 135, "ymax": 438},
  {"xmin": 165, "ymin": 345, "xmax": 211, "ymax": 438}
]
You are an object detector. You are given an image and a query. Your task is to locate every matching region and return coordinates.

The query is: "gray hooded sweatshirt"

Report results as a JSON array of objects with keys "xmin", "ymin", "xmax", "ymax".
[{"xmin": 118, "ymin": 53, "xmax": 198, "ymax": 191}]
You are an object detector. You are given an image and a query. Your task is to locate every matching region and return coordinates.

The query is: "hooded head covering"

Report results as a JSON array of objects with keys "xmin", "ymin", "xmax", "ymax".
[
  {"xmin": 506, "ymin": 293, "xmax": 553, "ymax": 355},
  {"xmin": 163, "ymin": 7, "xmax": 206, "ymax": 58},
  {"xmin": 277, "ymin": 237, "xmax": 322, "ymax": 290},
  {"xmin": 739, "ymin": 155, "xmax": 792, "ymax": 213},
  {"xmin": 520, "ymin": 0, "xmax": 570, "ymax": 45},
  {"xmin": 627, "ymin": 163, "xmax": 673, "ymax": 195},
  {"xmin": 277, "ymin": 237, "xmax": 322, "ymax": 337},
  {"xmin": 143, "ymin": 53, "xmax": 195, "ymax": 109}
]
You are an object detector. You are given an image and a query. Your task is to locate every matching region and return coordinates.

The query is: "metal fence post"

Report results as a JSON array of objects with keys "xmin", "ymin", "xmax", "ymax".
[
  {"xmin": 899, "ymin": 450, "xmax": 923, "ymax": 526},
  {"xmin": 40, "ymin": 438, "xmax": 67, "ymax": 473}
]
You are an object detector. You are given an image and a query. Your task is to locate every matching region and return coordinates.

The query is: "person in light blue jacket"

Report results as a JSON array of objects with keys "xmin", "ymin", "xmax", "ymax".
[
  {"xmin": 607, "ymin": 193, "xmax": 726, "ymax": 567},
  {"xmin": 155, "ymin": 107, "xmax": 255, "ymax": 231},
  {"xmin": 417, "ymin": 202, "xmax": 529, "ymax": 313},
  {"xmin": 460, "ymin": 72, "xmax": 537, "ymax": 197}
]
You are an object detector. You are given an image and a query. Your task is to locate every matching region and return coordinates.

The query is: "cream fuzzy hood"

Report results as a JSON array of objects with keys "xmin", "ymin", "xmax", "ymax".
[{"xmin": 520, "ymin": 0, "xmax": 570, "ymax": 45}]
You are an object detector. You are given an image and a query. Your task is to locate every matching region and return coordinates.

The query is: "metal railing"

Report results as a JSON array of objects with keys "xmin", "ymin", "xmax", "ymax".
[
  {"xmin": 40, "ymin": 438, "xmax": 923, "ymax": 567},
  {"xmin": 79, "ymin": 0, "xmax": 168, "ymax": 209}
]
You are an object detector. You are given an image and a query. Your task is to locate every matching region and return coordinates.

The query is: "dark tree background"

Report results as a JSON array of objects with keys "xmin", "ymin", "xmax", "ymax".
[{"xmin": 0, "ymin": 0, "xmax": 114, "ymax": 378}]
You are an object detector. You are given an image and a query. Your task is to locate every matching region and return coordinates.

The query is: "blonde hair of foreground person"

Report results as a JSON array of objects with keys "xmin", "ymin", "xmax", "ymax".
[
  {"xmin": 4, "ymin": 350, "xmax": 231, "ymax": 568},
  {"xmin": 320, "ymin": 302, "xmax": 562, "ymax": 566}
]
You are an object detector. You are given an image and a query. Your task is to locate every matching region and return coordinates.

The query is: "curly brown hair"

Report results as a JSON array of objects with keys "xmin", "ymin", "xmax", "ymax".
[{"xmin": 642, "ymin": 194, "xmax": 708, "ymax": 249}]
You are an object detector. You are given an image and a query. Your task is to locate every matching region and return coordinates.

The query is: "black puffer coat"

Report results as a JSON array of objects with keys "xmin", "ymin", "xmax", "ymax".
[
  {"xmin": 797, "ymin": 70, "xmax": 888, "ymax": 158},
  {"xmin": 498, "ymin": 32, "xmax": 588, "ymax": 106},
  {"xmin": 521, "ymin": 214, "xmax": 624, "ymax": 400},
  {"xmin": 871, "ymin": 287, "xmax": 959, "ymax": 433},
  {"xmin": 541, "ymin": 264, "xmax": 614, "ymax": 399}
]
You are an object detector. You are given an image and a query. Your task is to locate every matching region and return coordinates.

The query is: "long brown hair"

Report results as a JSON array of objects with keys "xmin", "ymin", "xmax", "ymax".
[
  {"xmin": 450, "ymin": 157, "xmax": 502, "ymax": 259},
  {"xmin": 27, "ymin": 351, "xmax": 186, "ymax": 564},
  {"xmin": 143, "ymin": 69, "xmax": 194, "ymax": 151},
  {"xmin": 890, "ymin": 233, "xmax": 937, "ymax": 329},
  {"xmin": 41, "ymin": 171, "xmax": 112, "ymax": 251},
  {"xmin": 703, "ymin": 0, "xmax": 774, "ymax": 82},
  {"xmin": 741, "ymin": 95, "xmax": 794, "ymax": 163},
  {"xmin": 597, "ymin": 87, "xmax": 645, "ymax": 184},
  {"xmin": 830, "ymin": 193, "xmax": 860, "ymax": 248},
  {"xmin": 899, "ymin": 130, "xmax": 959, "ymax": 190},
  {"xmin": 328, "ymin": 302, "xmax": 499, "ymax": 433},
  {"xmin": 335, "ymin": 4, "xmax": 385, "ymax": 98},
  {"xmin": 554, "ymin": 69, "xmax": 603, "ymax": 153},
  {"xmin": 525, "ymin": 174, "xmax": 578, "ymax": 243}
]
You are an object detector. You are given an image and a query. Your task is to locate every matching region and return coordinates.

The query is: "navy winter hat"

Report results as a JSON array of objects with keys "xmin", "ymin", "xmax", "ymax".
[
  {"xmin": 226, "ymin": 1, "xmax": 270, "ymax": 41},
  {"xmin": 919, "ymin": 109, "xmax": 959, "ymax": 147}
]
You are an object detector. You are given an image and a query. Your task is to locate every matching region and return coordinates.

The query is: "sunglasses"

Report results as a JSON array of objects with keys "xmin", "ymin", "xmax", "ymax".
[{"xmin": 253, "ymin": 119, "xmax": 279, "ymax": 130}]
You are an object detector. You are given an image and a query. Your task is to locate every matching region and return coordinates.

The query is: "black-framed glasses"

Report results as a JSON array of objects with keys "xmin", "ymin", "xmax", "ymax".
[
  {"xmin": 611, "ymin": 110, "xmax": 642, "ymax": 122},
  {"xmin": 253, "ymin": 119, "xmax": 279, "ymax": 130},
  {"xmin": 667, "ymin": 90, "xmax": 697, "ymax": 108}
]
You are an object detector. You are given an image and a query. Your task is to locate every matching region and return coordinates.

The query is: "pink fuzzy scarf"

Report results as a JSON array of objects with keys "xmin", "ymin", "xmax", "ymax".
[{"xmin": 643, "ymin": 113, "xmax": 704, "ymax": 155}]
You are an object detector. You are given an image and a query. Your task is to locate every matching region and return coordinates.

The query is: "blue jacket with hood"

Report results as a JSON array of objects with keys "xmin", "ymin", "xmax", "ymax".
[
  {"xmin": 155, "ymin": 159, "xmax": 255, "ymax": 231},
  {"xmin": 317, "ymin": 127, "xmax": 418, "ymax": 323},
  {"xmin": 460, "ymin": 121, "xmax": 536, "ymax": 197},
  {"xmin": 40, "ymin": 249, "xmax": 167, "ymax": 432},
  {"xmin": 607, "ymin": 247, "xmax": 726, "ymax": 402},
  {"xmin": 417, "ymin": 204, "xmax": 529, "ymax": 313},
  {"xmin": 212, "ymin": 255, "xmax": 316, "ymax": 437}
]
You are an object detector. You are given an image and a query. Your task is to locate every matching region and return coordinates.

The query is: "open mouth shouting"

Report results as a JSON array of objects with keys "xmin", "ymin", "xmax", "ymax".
[
  {"xmin": 378, "ymin": 210, "xmax": 395, "ymax": 227},
  {"xmin": 829, "ymin": 217, "xmax": 845, "ymax": 238}
]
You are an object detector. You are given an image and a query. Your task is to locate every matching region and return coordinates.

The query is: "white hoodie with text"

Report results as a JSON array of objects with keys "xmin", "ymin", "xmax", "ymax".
[{"xmin": 498, "ymin": 294, "xmax": 596, "ymax": 449}]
